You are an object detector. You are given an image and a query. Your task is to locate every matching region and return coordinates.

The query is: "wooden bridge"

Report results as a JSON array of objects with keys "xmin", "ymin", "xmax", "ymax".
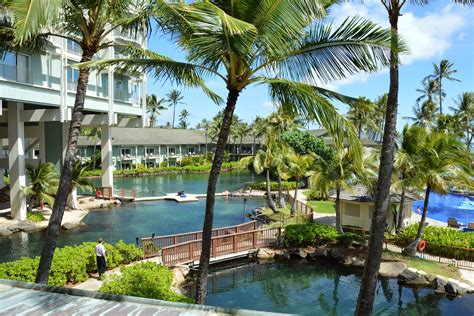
[{"xmin": 141, "ymin": 221, "xmax": 282, "ymax": 267}]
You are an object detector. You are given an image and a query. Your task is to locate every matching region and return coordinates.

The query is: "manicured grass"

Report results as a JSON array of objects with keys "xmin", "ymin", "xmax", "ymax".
[
  {"xmin": 260, "ymin": 207, "xmax": 311, "ymax": 228},
  {"xmin": 306, "ymin": 200, "xmax": 336, "ymax": 214},
  {"xmin": 382, "ymin": 250, "xmax": 461, "ymax": 280}
]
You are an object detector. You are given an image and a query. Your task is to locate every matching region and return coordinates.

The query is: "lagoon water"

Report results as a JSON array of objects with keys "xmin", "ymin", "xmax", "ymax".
[{"xmin": 0, "ymin": 171, "xmax": 263, "ymax": 262}]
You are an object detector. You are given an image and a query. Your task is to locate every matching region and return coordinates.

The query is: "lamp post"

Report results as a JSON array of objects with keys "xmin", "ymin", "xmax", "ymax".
[{"xmin": 243, "ymin": 198, "xmax": 248, "ymax": 222}]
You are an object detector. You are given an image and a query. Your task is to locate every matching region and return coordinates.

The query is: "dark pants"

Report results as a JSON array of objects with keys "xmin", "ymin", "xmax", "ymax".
[{"xmin": 96, "ymin": 256, "xmax": 106, "ymax": 276}]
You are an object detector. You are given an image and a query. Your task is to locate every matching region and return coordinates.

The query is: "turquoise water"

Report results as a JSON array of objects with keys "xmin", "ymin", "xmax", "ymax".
[
  {"xmin": 0, "ymin": 171, "xmax": 263, "ymax": 263},
  {"xmin": 413, "ymin": 193, "xmax": 474, "ymax": 225},
  {"xmin": 205, "ymin": 261, "xmax": 474, "ymax": 315}
]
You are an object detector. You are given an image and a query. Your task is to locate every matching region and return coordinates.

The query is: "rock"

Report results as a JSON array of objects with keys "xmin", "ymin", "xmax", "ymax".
[
  {"xmin": 435, "ymin": 277, "xmax": 448, "ymax": 293},
  {"xmin": 18, "ymin": 221, "xmax": 44, "ymax": 233},
  {"xmin": 172, "ymin": 267, "xmax": 189, "ymax": 287},
  {"xmin": 445, "ymin": 281, "xmax": 460, "ymax": 295},
  {"xmin": 342, "ymin": 256, "xmax": 354, "ymax": 266},
  {"xmin": 62, "ymin": 222, "xmax": 84, "ymax": 230},
  {"xmin": 290, "ymin": 248, "xmax": 308, "ymax": 259},
  {"xmin": 274, "ymin": 249, "xmax": 290, "ymax": 260},
  {"xmin": 330, "ymin": 248, "xmax": 345, "ymax": 261},
  {"xmin": 257, "ymin": 248, "xmax": 275, "ymax": 259},
  {"xmin": 398, "ymin": 269, "xmax": 431, "ymax": 287},
  {"xmin": 0, "ymin": 228, "xmax": 14, "ymax": 236},
  {"xmin": 308, "ymin": 247, "xmax": 328, "ymax": 260},
  {"xmin": 351, "ymin": 258, "xmax": 366, "ymax": 267},
  {"xmin": 89, "ymin": 197, "xmax": 95, "ymax": 202},
  {"xmin": 114, "ymin": 199, "xmax": 122, "ymax": 205},
  {"xmin": 304, "ymin": 246, "xmax": 317, "ymax": 255},
  {"xmin": 79, "ymin": 200, "xmax": 86, "ymax": 204},
  {"xmin": 379, "ymin": 262, "xmax": 407, "ymax": 278}
]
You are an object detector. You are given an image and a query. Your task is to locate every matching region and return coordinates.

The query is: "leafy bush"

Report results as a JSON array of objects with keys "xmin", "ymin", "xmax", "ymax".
[
  {"xmin": 337, "ymin": 232, "xmax": 365, "ymax": 246},
  {"xmin": 283, "ymin": 223, "xmax": 339, "ymax": 247},
  {"xmin": 0, "ymin": 241, "xmax": 140, "ymax": 286},
  {"xmin": 248, "ymin": 181, "xmax": 297, "ymax": 191},
  {"xmin": 27, "ymin": 211, "xmax": 45, "ymax": 222},
  {"xmin": 393, "ymin": 224, "xmax": 474, "ymax": 260},
  {"xmin": 99, "ymin": 262, "xmax": 192, "ymax": 303}
]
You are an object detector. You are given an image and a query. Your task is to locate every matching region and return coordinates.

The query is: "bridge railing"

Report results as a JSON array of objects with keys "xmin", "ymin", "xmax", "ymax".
[
  {"xmin": 285, "ymin": 191, "xmax": 314, "ymax": 220},
  {"xmin": 161, "ymin": 227, "xmax": 282, "ymax": 267},
  {"xmin": 141, "ymin": 221, "xmax": 257, "ymax": 258}
]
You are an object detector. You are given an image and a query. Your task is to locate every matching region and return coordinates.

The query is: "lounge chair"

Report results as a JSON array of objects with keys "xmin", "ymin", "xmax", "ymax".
[
  {"xmin": 468, "ymin": 222, "xmax": 474, "ymax": 230},
  {"xmin": 447, "ymin": 218, "xmax": 460, "ymax": 228}
]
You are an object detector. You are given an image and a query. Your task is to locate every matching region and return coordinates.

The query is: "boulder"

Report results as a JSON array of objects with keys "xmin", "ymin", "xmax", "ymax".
[
  {"xmin": 308, "ymin": 247, "xmax": 328, "ymax": 260},
  {"xmin": 304, "ymin": 246, "xmax": 317, "ymax": 255},
  {"xmin": 257, "ymin": 248, "xmax": 275, "ymax": 259},
  {"xmin": 398, "ymin": 269, "xmax": 431, "ymax": 287},
  {"xmin": 274, "ymin": 249, "xmax": 290, "ymax": 260},
  {"xmin": 351, "ymin": 258, "xmax": 366, "ymax": 267},
  {"xmin": 0, "ymin": 227, "xmax": 14, "ymax": 237},
  {"xmin": 18, "ymin": 221, "xmax": 45, "ymax": 233},
  {"xmin": 379, "ymin": 262, "xmax": 408, "ymax": 278},
  {"xmin": 172, "ymin": 267, "xmax": 189, "ymax": 287},
  {"xmin": 330, "ymin": 248, "xmax": 345, "ymax": 262},
  {"xmin": 341, "ymin": 256, "xmax": 354, "ymax": 266},
  {"xmin": 290, "ymin": 248, "xmax": 308, "ymax": 259},
  {"xmin": 435, "ymin": 277, "xmax": 448, "ymax": 293},
  {"xmin": 445, "ymin": 281, "xmax": 460, "ymax": 295},
  {"xmin": 62, "ymin": 222, "xmax": 84, "ymax": 230}
]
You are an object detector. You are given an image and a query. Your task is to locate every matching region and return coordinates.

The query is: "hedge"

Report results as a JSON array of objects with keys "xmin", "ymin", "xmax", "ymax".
[
  {"xmin": 392, "ymin": 224, "xmax": 474, "ymax": 260},
  {"xmin": 282, "ymin": 223, "xmax": 365, "ymax": 247},
  {"xmin": 99, "ymin": 262, "xmax": 192, "ymax": 303},
  {"xmin": 0, "ymin": 240, "xmax": 142, "ymax": 286},
  {"xmin": 247, "ymin": 181, "xmax": 298, "ymax": 191}
]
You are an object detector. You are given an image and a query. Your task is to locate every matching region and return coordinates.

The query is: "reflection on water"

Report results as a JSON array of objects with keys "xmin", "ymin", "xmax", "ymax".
[{"xmin": 203, "ymin": 260, "xmax": 474, "ymax": 315}]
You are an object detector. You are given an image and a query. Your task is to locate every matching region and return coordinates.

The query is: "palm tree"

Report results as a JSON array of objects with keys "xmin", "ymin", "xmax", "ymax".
[
  {"xmin": 92, "ymin": 1, "xmax": 395, "ymax": 303},
  {"xmin": 82, "ymin": 127, "xmax": 100, "ymax": 170},
  {"xmin": 279, "ymin": 151, "xmax": 314, "ymax": 216},
  {"xmin": 426, "ymin": 60, "xmax": 460, "ymax": 115},
  {"xmin": 24, "ymin": 163, "xmax": 59, "ymax": 211},
  {"xmin": 450, "ymin": 92, "xmax": 474, "ymax": 151},
  {"xmin": 358, "ymin": 2, "xmax": 472, "ymax": 314},
  {"xmin": 166, "ymin": 90, "xmax": 185, "ymax": 129},
  {"xmin": 393, "ymin": 125, "xmax": 425, "ymax": 232},
  {"xmin": 402, "ymin": 131, "xmax": 472, "ymax": 256},
  {"xmin": 404, "ymin": 99, "xmax": 438, "ymax": 128},
  {"xmin": 66, "ymin": 161, "xmax": 94, "ymax": 209},
  {"xmin": 196, "ymin": 119, "xmax": 212, "ymax": 155},
  {"xmin": 5, "ymin": 0, "xmax": 152, "ymax": 284},
  {"xmin": 416, "ymin": 78, "xmax": 440, "ymax": 106},
  {"xmin": 178, "ymin": 109, "xmax": 190, "ymax": 129},
  {"xmin": 347, "ymin": 97, "xmax": 375, "ymax": 139},
  {"xmin": 147, "ymin": 94, "xmax": 167, "ymax": 127}
]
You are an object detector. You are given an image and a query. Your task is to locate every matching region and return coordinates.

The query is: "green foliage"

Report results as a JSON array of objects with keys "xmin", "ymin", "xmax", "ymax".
[
  {"xmin": 180, "ymin": 155, "xmax": 209, "ymax": 166},
  {"xmin": 26, "ymin": 211, "xmax": 45, "ymax": 222},
  {"xmin": 0, "ymin": 241, "xmax": 141, "ymax": 286},
  {"xmin": 3, "ymin": 176, "xmax": 9, "ymax": 185},
  {"xmin": 115, "ymin": 240, "xmax": 142, "ymax": 263},
  {"xmin": 281, "ymin": 130, "xmax": 335, "ymax": 162},
  {"xmin": 337, "ymin": 232, "xmax": 365, "ymax": 246},
  {"xmin": 247, "ymin": 181, "xmax": 297, "ymax": 191},
  {"xmin": 99, "ymin": 262, "xmax": 192, "ymax": 303},
  {"xmin": 393, "ymin": 224, "xmax": 474, "ymax": 259},
  {"xmin": 283, "ymin": 223, "xmax": 339, "ymax": 247}
]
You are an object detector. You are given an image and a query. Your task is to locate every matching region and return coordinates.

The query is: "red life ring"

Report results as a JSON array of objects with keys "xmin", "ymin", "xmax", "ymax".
[
  {"xmin": 96, "ymin": 188, "xmax": 103, "ymax": 198},
  {"xmin": 417, "ymin": 240, "xmax": 426, "ymax": 252}
]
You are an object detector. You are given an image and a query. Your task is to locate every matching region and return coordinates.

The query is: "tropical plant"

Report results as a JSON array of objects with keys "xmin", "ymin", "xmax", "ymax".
[
  {"xmin": 196, "ymin": 118, "xmax": 212, "ymax": 154},
  {"xmin": 89, "ymin": 1, "xmax": 397, "ymax": 303},
  {"xmin": 234, "ymin": 121, "xmax": 252, "ymax": 160},
  {"xmin": 5, "ymin": 0, "xmax": 153, "ymax": 285},
  {"xmin": 147, "ymin": 94, "xmax": 167, "ymax": 127},
  {"xmin": 425, "ymin": 59, "xmax": 460, "ymax": 115},
  {"xmin": 404, "ymin": 98, "xmax": 438, "ymax": 128},
  {"xmin": 178, "ymin": 109, "xmax": 190, "ymax": 129},
  {"xmin": 347, "ymin": 97, "xmax": 376, "ymax": 139},
  {"xmin": 166, "ymin": 90, "xmax": 185, "ymax": 129},
  {"xmin": 67, "ymin": 161, "xmax": 94, "ymax": 209},
  {"xmin": 402, "ymin": 131, "xmax": 472, "ymax": 256},
  {"xmin": 279, "ymin": 151, "xmax": 314, "ymax": 216},
  {"xmin": 23, "ymin": 163, "xmax": 59, "ymax": 211},
  {"xmin": 450, "ymin": 92, "xmax": 474, "ymax": 151}
]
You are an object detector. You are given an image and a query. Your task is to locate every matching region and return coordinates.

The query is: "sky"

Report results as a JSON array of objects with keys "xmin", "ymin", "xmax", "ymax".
[{"xmin": 145, "ymin": 1, "xmax": 474, "ymax": 131}]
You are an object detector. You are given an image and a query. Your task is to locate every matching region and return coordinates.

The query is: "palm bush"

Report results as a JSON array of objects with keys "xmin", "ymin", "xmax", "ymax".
[
  {"xmin": 23, "ymin": 163, "xmax": 59, "ymax": 211},
  {"xmin": 67, "ymin": 161, "xmax": 94, "ymax": 209}
]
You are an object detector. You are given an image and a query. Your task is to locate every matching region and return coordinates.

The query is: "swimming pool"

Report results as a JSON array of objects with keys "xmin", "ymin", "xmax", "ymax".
[{"xmin": 412, "ymin": 193, "xmax": 474, "ymax": 225}]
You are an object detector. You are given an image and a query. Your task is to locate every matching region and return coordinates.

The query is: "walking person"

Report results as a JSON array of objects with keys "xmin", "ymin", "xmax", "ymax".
[{"xmin": 96, "ymin": 238, "xmax": 107, "ymax": 278}]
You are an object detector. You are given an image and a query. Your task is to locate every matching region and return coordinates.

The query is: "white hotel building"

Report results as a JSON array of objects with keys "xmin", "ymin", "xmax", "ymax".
[{"xmin": 0, "ymin": 30, "xmax": 147, "ymax": 220}]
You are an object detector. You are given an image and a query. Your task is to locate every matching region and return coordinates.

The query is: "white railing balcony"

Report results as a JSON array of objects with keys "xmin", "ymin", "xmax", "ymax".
[
  {"xmin": 113, "ymin": 28, "xmax": 144, "ymax": 45},
  {"xmin": 0, "ymin": 64, "xmax": 33, "ymax": 85}
]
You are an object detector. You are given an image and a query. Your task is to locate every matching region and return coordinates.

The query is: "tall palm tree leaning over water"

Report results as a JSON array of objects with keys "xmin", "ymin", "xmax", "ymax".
[
  {"xmin": 4, "ymin": 0, "xmax": 153, "ymax": 284},
  {"xmin": 89, "ymin": 0, "xmax": 396, "ymax": 304},
  {"xmin": 356, "ymin": 0, "xmax": 472, "ymax": 314}
]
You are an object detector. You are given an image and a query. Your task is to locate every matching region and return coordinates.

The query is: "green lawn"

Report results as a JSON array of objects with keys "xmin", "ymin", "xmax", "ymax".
[
  {"xmin": 260, "ymin": 206, "xmax": 311, "ymax": 228},
  {"xmin": 306, "ymin": 200, "xmax": 336, "ymax": 214},
  {"xmin": 382, "ymin": 250, "xmax": 461, "ymax": 280}
]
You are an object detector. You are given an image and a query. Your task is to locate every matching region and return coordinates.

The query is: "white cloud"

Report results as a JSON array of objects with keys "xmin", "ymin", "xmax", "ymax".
[
  {"xmin": 325, "ymin": 2, "xmax": 472, "ymax": 89},
  {"xmin": 262, "ymin": 100, "xmax": 274, "ymax": 109}
]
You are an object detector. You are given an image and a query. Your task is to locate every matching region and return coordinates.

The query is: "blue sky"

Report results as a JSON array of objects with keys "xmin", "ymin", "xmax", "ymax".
[{"xmin": 145, "ymin": 1, "xmax": 474, "ymax": 130}]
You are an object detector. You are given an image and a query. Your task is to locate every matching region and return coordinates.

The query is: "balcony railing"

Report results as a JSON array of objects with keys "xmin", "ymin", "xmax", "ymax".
[
  {"xmin": 113, "ymin": 28, "xmax": 144, "ymax": 44},
  {"xmin": 0, "ymin": 64, "xmax": 33, "ymax": 84}
]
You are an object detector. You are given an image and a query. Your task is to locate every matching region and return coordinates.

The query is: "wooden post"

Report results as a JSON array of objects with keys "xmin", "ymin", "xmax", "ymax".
[
  {"xmin": 142, "ymin": 239, "xmax": 146, "ymax": 258},
  {"xmin": 188, "ymin": 242, "xmax": 192, "ymax": 261},
  {"xmin": 253, "ymin": 230, "xmax": 257, "ymax": 248},
  {"xmin": 233, "ymin": 235, "xmax": 237, "ymax": 253},
  {"xmin": 212, "ymin": 238, "xmax": 216, "ymax": 257},
  {"xmin": 173, "ymin": 236, "xmax": 177, "ymax": 245}
]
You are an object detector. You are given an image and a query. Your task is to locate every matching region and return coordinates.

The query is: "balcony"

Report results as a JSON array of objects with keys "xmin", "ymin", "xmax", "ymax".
[
  {"xmin": 0, "ymin": 64, "xmax": 33, "ymax": 85},
  {"xmin": 113, "ymin": 28, "xmax": 144, "ymax": 45}
]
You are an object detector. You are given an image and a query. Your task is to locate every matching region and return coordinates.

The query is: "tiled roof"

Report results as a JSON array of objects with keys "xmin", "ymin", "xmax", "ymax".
[{"xmin": 329, "ymin": 184, "xmax": 419, "ymax": 203}]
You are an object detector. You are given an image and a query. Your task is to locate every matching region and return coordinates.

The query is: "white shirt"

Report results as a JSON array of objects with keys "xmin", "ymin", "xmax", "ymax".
[{"xmin": 96, "ymin": 243, "xmax": 106, "ymax": 257}]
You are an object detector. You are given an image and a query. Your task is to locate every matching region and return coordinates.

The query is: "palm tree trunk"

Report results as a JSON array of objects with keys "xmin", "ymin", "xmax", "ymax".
[
  {"xmin": 291, "ymin": 180, "xmax": 299, "ymax": 216},
  {"xmin": 439, "ymin": 75, "xmax": 443, "ymax": 115},
  {"xmin": 396, "ymin": 187, "xmax": 406, "ymax": 232},
  {"xmin": 277, "ymin": 174, "xmax": 286, "ymax": 208},
  {"xmin": 172, "ymin": 104, "xmax": 176, "ymax": 128},
  {"xmin": 92, "ymin": 141, "xmax": 97, "ymax": 171},
  {"xmin": 195, "ymin": 88, "xmax": 240, "ymax": 304},
  {"xmin": 358, "ymin": 121, "xmax": 362, "ymax": 140},
  {"xmin": 266, "ymin": 169, "xmax": 279, "ymax": 214},
  {"xmin": 335, "ymin": 186, "xmax": 343, "ymax": 233},
  {"xmin": 403, "ymin": 185, "xmax": 431, "ymax": 256},
  {"xmin": 355, "ymin": 5, "xmax": 401, "ymax": 315},
  {"xmin": 239, "ymin": 136, "xmax": 243, "ymax": 160},
  {"xmin": 35, "ymin": 52, "xmax": 93, "ymax": 284}
]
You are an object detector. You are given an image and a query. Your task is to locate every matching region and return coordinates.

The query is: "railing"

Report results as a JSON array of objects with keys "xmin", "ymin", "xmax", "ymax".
[
  {"xmin": 285, "ymin": 191, "xmax": 314, "ymax": 220},
  {"xmin": 95, "ymin": 186, "xmax": 114, "ymax": 200},
  {"xmin": 142, "ymin": 221, "xmax": 257, "ymax": 258},
  {"xmin": 119, "ymin": 188, "xmax": 137, "ymax": 201},
  {"xmin": 161, "ymin": 227, "xmax": 282, "ymax": 267}
]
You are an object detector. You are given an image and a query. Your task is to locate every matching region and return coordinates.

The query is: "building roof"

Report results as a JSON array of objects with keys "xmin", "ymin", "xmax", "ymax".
[{"xmin": 329, "ymin": 184, "xmax": 419, "ymax": 203}]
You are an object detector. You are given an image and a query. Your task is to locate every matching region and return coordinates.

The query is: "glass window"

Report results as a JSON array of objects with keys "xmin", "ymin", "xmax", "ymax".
[
  {"xmin": 146, "ymin": 147, "xmax": 155, "ymax": 156},
  {"xmin": 114, "ymin": 79, "xmax": 124, "ymax": 100},
  {"xmin": 0, "ymin": 53, "xmax": 29, "ymax": 83},
  {"xmin": 168, "ymin": 147, "xmax": 176, "ymax": 156},
  {"xmin": 187, "ymin": 147, "xmax": 195, "ymax": 155},
  {"xmin": 67, "ymin": 40, "xmax": 82, "ymax": 55},
  {"xmin": 345, "ymin": 203, "xmax": 361, "ymax": 218},
  {"xmin": 121, "ymin": 148, "xmax": 132, "ymax": 156},
  {"xmin": 67, "ymin": 60, "xmax": 79, "ymax": 90}
]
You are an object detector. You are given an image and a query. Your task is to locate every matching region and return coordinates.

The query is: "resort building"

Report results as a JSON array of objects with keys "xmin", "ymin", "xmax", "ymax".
[
  {"xmin": 0, "ymin": 29, "xmax": 147, "ymax": 220},
  {"xmin": 76, "ymin": 127, "xmax": 262, "ymax": 168},
  {"xmin": 330, "ymin": 185, "xmax": 418, "ymax": 231}
]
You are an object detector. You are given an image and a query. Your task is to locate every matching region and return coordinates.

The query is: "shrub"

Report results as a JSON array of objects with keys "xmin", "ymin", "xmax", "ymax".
[
  {"xmin": 283, "ymin": 223, "xmax": 339, "ymax": 247},
  {"xmin": 337, "ymin": 232, "xmax": 365, "ymax": 246},
  {"xmin": 248, "ymin": 181, "xmax": 297, "ymax": 191},
  {"xmin": 99, "ymin": 262, "xmax": 192, "ymax": 303},
  {"xmin": 115, "ymin": 240, "xmax": 142, "ymax": 263},
  {"xmin": 27, "ymin": 211, "xmax": 45, "ymax": 222}
]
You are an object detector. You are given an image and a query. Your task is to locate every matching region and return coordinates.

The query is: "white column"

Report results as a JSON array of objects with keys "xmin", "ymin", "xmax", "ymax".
[
  {"xmin": 108, "ymin": 46, "xmax": 115, "ymax": 125},
  {"xmin": 8, "ymin": 102, "xmax": 27, "ymax": 221},
  {"xmin": 141, "ymin": 76, "xmax": 147, "ymax": 127},
  {"xmin": 101, "ymin": 126, "xmax": 113, "ymax": 189},
  {"xmin": 38, "ymin": 122, "xmax": 46, "ymax": 163}
]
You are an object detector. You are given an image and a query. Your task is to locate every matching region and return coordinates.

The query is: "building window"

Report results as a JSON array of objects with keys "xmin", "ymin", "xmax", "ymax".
[
  {"xmin": 146, "ymin": 161, "xmax": 155, "ymax": 168},
  {"xmin": 345, "ymin": 203, "xmax": 361, "ymax": 218},
  {"xmin": 121, "ymin": 148, "xmax": 132, "ymax": 157},
  {"xmin": 67, "ymin": 60, "xmax": 79, "ymax": 91},
  {"xmin": 168, "ymin": 147, "xmax": 176, "ymax": 156},
  {"xmin": 33, "ymin": 149, "xmax": 40, "ymax": 159},
  {"xmin": 121, "ymin": 162, "xmax": 132, "ymax": 169},
  {"xmin": 146, "ymin": 147, "xmax": 155, "ymax": 156},
  {"xmin": 0, "ymin": 52, "xmax": 30, "ymax": 83},
  {"xmin": 67, "ymin": 39, "xmax": 82, "ymax": 55},
  {"xmin": 114, "ymin": 78, "xmax": 124, "ymax": 101},
  {"xmin": 241, "ymin": 146, "xmax": 252, "ymax": 154},
  {"xmin": 187, "ymin": 147, "xmax": 195, "ymax": 155}
]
